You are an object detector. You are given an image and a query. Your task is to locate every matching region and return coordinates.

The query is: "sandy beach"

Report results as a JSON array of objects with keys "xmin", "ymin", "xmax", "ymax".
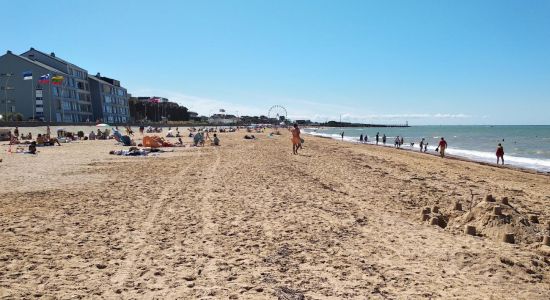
[{"xmin": 1, "ymin": 129, "xmax": 549, "ymax": 299}]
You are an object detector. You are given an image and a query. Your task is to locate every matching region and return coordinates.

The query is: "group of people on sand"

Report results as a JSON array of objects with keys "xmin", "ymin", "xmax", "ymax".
[
  {"xmin": 191, "ymin": 131, "xmax": 220, "ymax": 147},
  {"xmin": 5, "ymin": 126, "xmax": 61, "ymax": 155}
]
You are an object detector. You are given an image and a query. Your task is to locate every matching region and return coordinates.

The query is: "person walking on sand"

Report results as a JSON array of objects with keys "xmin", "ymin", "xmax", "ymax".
[
  {"xmin": 376, "ymin": 132, "xmax": 379, "ymax": 145},
  {"xmin": 437, "ymin": 137, "xmax": 448, "ymax": 157},
  {"xmin": 291, "ymin": 123, "xmax": 301, "ymax": 155},
  {"xmin": 46, "ymin": 125, "xmax": 51, "ymax": 139},
  {"xmin": 496, "ymin": 143, "xmax": 504, "ymax": 165}
]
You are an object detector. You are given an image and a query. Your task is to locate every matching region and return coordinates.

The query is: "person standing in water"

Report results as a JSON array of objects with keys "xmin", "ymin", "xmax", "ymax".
[
  {"xmin": 419, "ymin": 138, "xmax": 425, "ymax": 152},
  {"xmin": 341, "ymin": 131, "xmax": 344, "ymax": 140},
  {"xmin": 291, "ymin": 123, "xmax": 301, "ymax": 155},
  {"xmin": 496, "ymin": 143, "xmax": 504, "ymax": 165},
  {"xmin": 376, "ymin": 132, "xmax": 379, "ymax": 145},
  {"xmin": 437, "ymin": 137, "xmax": 448, "ymax": 157},
  {"xmin": 382, "ymin": 134, "xmax": 386, "ymax": 145},
  {"xmin": 359, "ymin": 134, "xmax": 363, "ymax": 143}
]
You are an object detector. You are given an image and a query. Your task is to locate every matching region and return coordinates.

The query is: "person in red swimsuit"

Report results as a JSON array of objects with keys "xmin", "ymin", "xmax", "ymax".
[{"xmin": 496, "ymin": 143, "xmax": 504, "ymax": 165}]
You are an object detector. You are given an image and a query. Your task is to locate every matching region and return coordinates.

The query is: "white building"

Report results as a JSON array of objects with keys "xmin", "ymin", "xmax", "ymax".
[{"xmin": 208, "ymin": 114, "xmax": 239, "ymax": 125}]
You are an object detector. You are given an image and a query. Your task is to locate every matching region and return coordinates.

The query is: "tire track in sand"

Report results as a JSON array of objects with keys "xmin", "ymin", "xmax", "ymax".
[{"xmin": 110, "ymin": 152, "xmax": 199, "ymax": 288}]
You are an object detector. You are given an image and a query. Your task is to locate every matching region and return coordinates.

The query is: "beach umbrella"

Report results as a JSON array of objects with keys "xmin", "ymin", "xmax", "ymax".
[{"xmin": 96, "ymin": 123, "xmax": 110, "ymax": 127}]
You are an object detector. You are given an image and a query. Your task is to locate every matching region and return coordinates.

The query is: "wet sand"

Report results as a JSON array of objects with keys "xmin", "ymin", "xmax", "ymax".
[{"xmin": 1, "ymin": 130, "xmax": 549, "ymax": 299}]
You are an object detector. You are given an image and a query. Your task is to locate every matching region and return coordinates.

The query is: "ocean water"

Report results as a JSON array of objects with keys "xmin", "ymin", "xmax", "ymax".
[{"xmin": 303, "ymin": 125, "xmax": 550, "ymax": 173}]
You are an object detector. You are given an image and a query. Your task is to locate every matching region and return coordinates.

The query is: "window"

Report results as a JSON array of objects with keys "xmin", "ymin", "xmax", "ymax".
[
  {"xmin": 104, "ymin": 95, "xmax": 112, "ymax": 103},
  {"xmin": 63, "ymin": 101, "xmax": 71, "ymax": 110}
]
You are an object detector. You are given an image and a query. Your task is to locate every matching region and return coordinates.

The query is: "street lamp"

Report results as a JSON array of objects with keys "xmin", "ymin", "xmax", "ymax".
[{"xmin": 1, "ymin": 73, "xmax": 15, "ymax": 121}]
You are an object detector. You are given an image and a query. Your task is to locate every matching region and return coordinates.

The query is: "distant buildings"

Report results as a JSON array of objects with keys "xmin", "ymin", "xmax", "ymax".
[
  {"xmin": 0, "ymin": 48, "xmax": 129, "ymax": 123},
  {"xmin": 88, "ymin": 73, "xmax": 129, "ymax": 123},
  {"xmin": 208, "ymin": 114, "xmax": 240, "ymax": 125}
]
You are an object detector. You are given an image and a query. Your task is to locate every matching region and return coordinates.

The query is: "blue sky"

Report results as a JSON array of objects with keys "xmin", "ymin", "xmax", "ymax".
[{"xmin": 4, "ymin": 0, "xmax": 550, "ymax": 124}]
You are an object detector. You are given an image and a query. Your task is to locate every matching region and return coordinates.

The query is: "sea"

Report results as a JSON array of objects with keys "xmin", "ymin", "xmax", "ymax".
[{"xmin": 302, "ymin": 125, "xmax": 550, "ymax": 173}]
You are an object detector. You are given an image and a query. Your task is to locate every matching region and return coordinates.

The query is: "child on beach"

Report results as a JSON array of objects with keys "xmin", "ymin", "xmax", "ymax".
[
  {"xmin": 496, "ymin": 143, "xmax": 504, "ymax": 165},
  {"xmin": 28, "ymin": 141, "xmax": 37, "ymax": 154}
]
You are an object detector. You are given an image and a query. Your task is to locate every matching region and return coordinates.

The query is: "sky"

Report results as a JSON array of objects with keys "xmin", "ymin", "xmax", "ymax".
[{"xmin": 3, "ymin": 0, "xmax": 550, "ymax": 125}]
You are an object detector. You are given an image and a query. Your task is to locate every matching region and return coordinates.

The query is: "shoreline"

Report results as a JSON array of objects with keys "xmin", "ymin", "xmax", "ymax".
[{"xmin": 304, "ymin": 131, "xmax": 550, "ymax": 175}]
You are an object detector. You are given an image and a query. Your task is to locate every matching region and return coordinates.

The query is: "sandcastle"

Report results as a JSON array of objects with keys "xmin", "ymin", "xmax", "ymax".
[{"xmin": 423, "ymin": 193, "xmax": 550, "ymax": 246}]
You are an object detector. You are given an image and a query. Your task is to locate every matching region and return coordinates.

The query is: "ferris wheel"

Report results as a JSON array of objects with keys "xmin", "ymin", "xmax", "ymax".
[{"xmin": 268, "ymin": 105, "xmax": 288, "ymax": 123}]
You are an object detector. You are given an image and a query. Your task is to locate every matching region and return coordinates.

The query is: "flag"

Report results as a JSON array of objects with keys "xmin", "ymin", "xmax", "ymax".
[
  {"xmin": 22, "ymin": 71, "xmax": 33, "ymax": 80},
  {"xmin": 149, "ymin": 97, "xmax": 160, "ymax": 103},
  {"xmin": 38, "ymin": 74, "xmax": 50, "ymax": 84},
  {"xmin": 52, "ymin": 75, "xmax": 64, "ymax": 85}
]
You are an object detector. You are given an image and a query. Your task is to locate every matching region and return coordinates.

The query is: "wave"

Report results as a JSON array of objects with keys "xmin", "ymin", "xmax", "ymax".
[{"xmin": 304, "ymin": 131, "xmax": 550, "ymax": 172}]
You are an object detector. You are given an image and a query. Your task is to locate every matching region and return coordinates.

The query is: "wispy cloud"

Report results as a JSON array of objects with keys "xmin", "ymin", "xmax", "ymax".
[{"xmin": 131, "ymin": 88, "xmax": 472, "ymax": 123}]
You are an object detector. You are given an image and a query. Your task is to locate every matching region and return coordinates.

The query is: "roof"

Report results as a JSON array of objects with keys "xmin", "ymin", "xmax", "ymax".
[
  {"xmin": 21, "ymin": 48, "xmax": 87, "ymax": 71},
  {"xmin": 3, "ymin": 52, "xmax": 67, "ymax": 75},
  {"xmin": 88, "ymin": 75, "xmax": 112, "ymax": 86}
]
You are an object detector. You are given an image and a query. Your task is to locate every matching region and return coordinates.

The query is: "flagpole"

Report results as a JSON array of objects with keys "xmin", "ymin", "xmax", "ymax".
[
  {"xmin": 31, "ymin": 75, "xmax": 35, "ymax": 121},
  {"xmin": 60, "ymin": 78, "xmax": 64, "ymax": 122},
  {"xmin": 49, "ymin": 77, "xmax": 53, "ymax": 122}
]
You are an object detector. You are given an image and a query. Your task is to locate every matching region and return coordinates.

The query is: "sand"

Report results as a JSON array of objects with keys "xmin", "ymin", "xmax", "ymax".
[{"xmin": 1, "ymin": 129, "xmax": 549, "ymax": 299}]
